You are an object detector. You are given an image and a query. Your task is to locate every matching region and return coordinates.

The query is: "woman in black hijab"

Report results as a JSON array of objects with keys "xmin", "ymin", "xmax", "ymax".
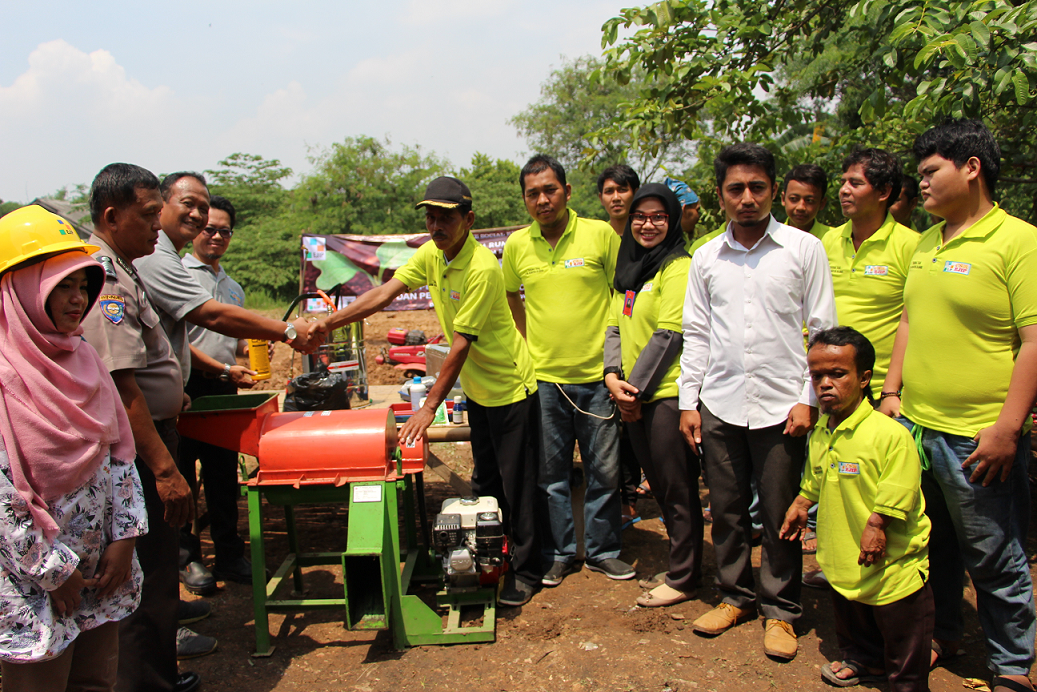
[{"xmin": 604, "ymin": 183, "xmax": 703, "ymax": 607}]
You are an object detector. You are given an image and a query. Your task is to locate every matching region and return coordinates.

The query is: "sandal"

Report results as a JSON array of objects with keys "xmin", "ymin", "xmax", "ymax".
[
  {"xmin": 622, "ymin": 506, "xmax": 641, "ymax": 531},
  {"xmin": 820, "ymin": 660, "xmax": 886, "ymax": 687},
  {"xmin": 992, "ymin": 676, "xmax": 1036, "ymax": 692},
  {"xmin": 931, "ymin": 640, "xmax": 965, "ymax": 670},
  {"xmin": 802, "ymin": 530, "xmax": 817, "ymax": 554},
  {"xmin": 635, "ymin": 473, "xmax": 652, "ymax": 498}
]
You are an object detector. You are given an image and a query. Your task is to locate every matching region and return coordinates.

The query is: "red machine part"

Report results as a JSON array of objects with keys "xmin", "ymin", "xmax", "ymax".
[{"xmin": 255, "ymin": 408, "xmax": 398, "ymax": 487}]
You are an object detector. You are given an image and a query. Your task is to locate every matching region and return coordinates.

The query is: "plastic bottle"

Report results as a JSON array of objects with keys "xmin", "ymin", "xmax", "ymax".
[
  {"xmin": 410, "ymin": 376, "xmax": 425, "ymax": 412},
  {"xmin": 248, "ymin": 339, "xmax": 272, "ymax": 381},
  {"xmin": 452, "ymin": 396, "xmax": 464, "ymax": 424}
]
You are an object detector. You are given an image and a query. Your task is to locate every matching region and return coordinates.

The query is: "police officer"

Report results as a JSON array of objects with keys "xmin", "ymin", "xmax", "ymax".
[{"xmin": 80, "ymin": 163, "xmax": 200, "ymax": 692}]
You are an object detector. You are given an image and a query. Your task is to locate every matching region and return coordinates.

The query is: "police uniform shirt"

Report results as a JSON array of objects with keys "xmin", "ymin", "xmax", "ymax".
[
  {"xmin": 134, "ymin": 232, "xmax": 212, "ymax": 384},
  {"xmin": 182, "ymin": 254, "xmax": 245, "ymax": 366},
  {"xmin": 80, "ymin": 234, "xmax": 184, "ymax": 421}
]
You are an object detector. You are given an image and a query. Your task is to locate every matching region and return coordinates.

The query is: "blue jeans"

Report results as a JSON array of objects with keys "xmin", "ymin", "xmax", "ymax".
[
  {"xmin": 897, "ymin": 416, "xmax": 1035, "ymax": 676},
  {"xmin": 537, "ymin": 380, "xmax": 622, "ymax": 563}
]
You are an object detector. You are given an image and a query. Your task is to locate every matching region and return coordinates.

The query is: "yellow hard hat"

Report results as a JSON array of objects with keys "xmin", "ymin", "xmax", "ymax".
[{"xmin": 0, "ymin": 205, "xmax": 100, "ymax": 275}]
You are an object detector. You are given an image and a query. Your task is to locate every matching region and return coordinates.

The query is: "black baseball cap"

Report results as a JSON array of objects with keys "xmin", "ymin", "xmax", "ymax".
[{"xmin": 415, "ymin": 176, "xmax": 473, "ymax": 210}]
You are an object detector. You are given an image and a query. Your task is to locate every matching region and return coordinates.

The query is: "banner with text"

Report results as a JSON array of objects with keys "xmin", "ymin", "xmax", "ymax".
[{"xmin": 300, "ymin": 226, "xmax": 523, "ymax": 312}]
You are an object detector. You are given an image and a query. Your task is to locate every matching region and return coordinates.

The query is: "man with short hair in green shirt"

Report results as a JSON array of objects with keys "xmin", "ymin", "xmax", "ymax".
[
  {"xmin": 503, "ymin": 155, "xmax": 632, "ymax": 586},
  {"xmin": 782, "ymin": 326, "xmax": 932, "ymax": 691},
  {"xmin": 880, "ymin": 120, "xmax": 1037, "ymax": 692},
  {"xmin": 316, "ymin": 176, "xmax": 542, "ymax": 607},
  {"xmin": 782, "ymin": 164, "xmax": 832, "ymax": 240}
]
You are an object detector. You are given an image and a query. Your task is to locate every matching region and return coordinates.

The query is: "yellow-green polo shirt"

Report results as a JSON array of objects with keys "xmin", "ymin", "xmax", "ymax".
[
  {"xmin": 823, "ymin": 214, "xmax": 920, "ymax": 394},
  {"xmin": 801, "ymin": 400, "xmax": 929, "ymax": 606},
  {"xmin": 607, "ymin": 255, "xmax": 690, "ymax": 402},
  {"xmin": 502, "ymin": 209, "xmax": 619, "ymax": 384},
  {"xmin": 810, "ymin": 220, "xmax": 832, "ymax": 240},
  {"xmin": 902, "ymin": 205, "xmax": 1037, "ymax": 436},
  {"xmin": 685, "ymin": 225, "xmax": 725, "ymax": 255},
  {"xmin": 394, "ymin": 233, "xmax": 536, "ymax": 406}
]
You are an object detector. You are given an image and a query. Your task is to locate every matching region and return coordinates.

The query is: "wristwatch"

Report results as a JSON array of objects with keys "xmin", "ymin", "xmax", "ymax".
[
  {"xmin": 219, "ymin": 363, "xmax": 231, "ymax": 381},
  {"xmin": 283, "ymin": 322, "xmax": 298, "ymax": 343}
]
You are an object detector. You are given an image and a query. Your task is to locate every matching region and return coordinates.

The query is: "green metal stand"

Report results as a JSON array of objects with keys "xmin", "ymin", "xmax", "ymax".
[{"xmin": 245, "ymin": 474, "xmax": 496, "ymax": 656}]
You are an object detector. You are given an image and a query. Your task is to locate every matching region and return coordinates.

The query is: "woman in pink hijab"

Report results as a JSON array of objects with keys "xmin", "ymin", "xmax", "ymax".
[{"xmin": 0, "ymin": 207, "xmax": 147, "ymax": 692}]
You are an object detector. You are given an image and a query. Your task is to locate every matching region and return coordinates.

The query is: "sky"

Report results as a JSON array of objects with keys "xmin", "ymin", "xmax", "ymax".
[{"xmin": 0, "ymin": 0, "xmax": 626, "ymax": 203}]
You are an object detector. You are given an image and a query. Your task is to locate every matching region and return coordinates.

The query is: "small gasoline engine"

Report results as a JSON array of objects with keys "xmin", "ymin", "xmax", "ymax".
[{"xmin": 433, "ymin": 496, "xmax": 505, "ymax": 591}]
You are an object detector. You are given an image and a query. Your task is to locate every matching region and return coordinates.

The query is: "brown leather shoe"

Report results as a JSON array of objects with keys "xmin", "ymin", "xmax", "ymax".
[
  {"xmin": 692, "ymin": 602, "xmax": 756, "ymax": 635},
  {"xmin": 764, "ymin": 619, "xmax": 798, "ymax": 660}
]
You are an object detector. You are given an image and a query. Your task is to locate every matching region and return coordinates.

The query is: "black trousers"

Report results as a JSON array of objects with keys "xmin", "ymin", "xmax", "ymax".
[
  {"xmin": 832, "ymin": 583, "xmax": 935, "ymax": 692},
  {"xmin": 467, "ymin": 392, "xmax": 542, "ymax": 587},
  {"xmin": 618, "ymin": 424, "xmax": 641, "ymax": 507},
  {"xmin": 179, "ymin": 372, "xmax": 245, "ymax": 567},
  {"xmin": 627, "ymin": 398, "xmax": 703, "ymax": 591},
  {"xmin": 700, "ymin": 405, "xmax": 805, "ymax": 621},
  {"xmin": 116, "ymin": 419, "xmax": 179, "ymax": 692}
]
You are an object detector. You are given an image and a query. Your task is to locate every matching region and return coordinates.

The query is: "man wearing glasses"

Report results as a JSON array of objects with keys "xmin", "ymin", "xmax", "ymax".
[{"xmin": 135, "ymin": 173, "xmax": 323, "ymax": 597}]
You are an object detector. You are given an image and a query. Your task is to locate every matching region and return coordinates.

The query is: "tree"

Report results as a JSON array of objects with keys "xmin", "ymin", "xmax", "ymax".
[
  {"xmin": 205, "ymin": 153, "xmax": 292, "ymax": 228},
  {"xmin": 510, "ymin": 55, "xmax": 693, "ymax": 182},
  {"xmin": 597, "ymin": 0, "xmax": 1037, "ymax": 222},
  {"xmin": 289, "ymin": 135, "xmax": 447, "ymax": 236},
  {"xmin": 458, "ymin": 153, "xmax": 528, "ymax": 228}
]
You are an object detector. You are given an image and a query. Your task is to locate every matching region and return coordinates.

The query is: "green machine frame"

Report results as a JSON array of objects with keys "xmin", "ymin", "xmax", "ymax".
[{"xmin": 245, "ymin": 473, "xmax": 497, "ymax": 656}]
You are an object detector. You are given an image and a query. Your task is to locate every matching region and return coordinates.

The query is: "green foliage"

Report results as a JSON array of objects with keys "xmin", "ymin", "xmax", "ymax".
[
  {"xmin": 510, "ymin": 55, "xmax": 693, "ymax": 181},
  {"xmin": 0, "ymin": 201, "xmax": 23, "ymax": 218},
  {"xmin": 458, "ymin": 153, "xmax": 527, "ymax": 228},
  {"xmin": 289, "ymin": 135, "xmax": 447, "ymax": 236},
  {"xmin": 205, "ymin": 153, "xmax": 292, "ymax": 228},
  {"xmin": 598, "ymin": 0, "xmax": 1037, "ymax": 223}
]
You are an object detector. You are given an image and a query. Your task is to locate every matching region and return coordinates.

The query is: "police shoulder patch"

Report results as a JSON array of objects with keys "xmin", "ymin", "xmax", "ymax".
[{"xmin": 99, "ymin": 295, "xmax": 126, "ymax": 324}]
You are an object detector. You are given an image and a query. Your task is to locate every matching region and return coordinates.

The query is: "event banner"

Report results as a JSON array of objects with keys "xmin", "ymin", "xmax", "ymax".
[{"xmin": 300, "ymin": 226, "xmax": 524, "ymax": 312}]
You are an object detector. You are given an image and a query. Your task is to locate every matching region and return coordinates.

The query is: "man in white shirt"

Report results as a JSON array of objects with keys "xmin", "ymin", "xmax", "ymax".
[{"xmin": 679, "ymin": 142, "xmax": 836, "ymax": 661}]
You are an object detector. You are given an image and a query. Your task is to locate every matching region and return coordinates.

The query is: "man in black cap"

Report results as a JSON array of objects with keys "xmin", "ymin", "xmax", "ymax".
[{"xmin": 313, "ymin": 176, "xmax": 543, "ymax": 606}]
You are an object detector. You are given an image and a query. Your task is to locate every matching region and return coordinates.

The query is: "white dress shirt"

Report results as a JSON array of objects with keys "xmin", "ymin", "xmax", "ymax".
[{"xmin": 679, "ymin": 216, "xmax": 836, "ymax": 429}]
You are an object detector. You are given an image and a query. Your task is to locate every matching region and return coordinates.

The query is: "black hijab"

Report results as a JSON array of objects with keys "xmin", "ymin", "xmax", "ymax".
[{"xmin": 613, "ymin": 183, "xmax": 688, "ymax": 293}]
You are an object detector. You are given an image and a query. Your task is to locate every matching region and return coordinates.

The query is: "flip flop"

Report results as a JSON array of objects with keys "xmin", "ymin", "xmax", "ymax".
[
  {"xmin": 802, "ymin": 530, "xmax": 817, "ymax": 554},
  {"xmin": 634, "ymin": 473, "xmax": 652, "ymax": 498},
  {"xmin": 820, "ymin": 660, "xmax": 886, "ymax": 687},
  {"xmin": 622, "ymin": 511, "xmax": 642, "ymax": 531},
  {"xmin": 991, "ymin": 676, "xmax": 1037, "ymax": 692}
]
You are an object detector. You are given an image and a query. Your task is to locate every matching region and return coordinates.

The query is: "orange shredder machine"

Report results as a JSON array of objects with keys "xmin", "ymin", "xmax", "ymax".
[{"xmin": 177, "ymin": 392, "xmax": 497, "ymax": 655}]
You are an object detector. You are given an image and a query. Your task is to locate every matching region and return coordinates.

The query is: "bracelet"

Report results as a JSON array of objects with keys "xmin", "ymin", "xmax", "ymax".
[{"xmin": 879, "ymin": 390, "xmax": 901, "ymax": 400}]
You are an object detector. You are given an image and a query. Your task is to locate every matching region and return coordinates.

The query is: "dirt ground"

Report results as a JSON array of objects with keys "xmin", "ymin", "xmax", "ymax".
[{"xmin": 160, "ymin": 310, "xmax": 1037, "ymax": 692}]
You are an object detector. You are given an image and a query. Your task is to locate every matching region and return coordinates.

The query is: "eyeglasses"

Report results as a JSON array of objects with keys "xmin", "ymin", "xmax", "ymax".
[
  {"xmin": 202, "ymin": 227, "xmax": 233, "ymax": 238},
  {"xmin": 630, "ymin": 212, "xmax": 669, "ymax": 226}
]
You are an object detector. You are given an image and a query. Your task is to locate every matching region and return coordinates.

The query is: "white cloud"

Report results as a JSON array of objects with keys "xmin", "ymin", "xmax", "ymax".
[{"xmin": 401, "ymin": 0, "xmax": 514, "ymax": 25}]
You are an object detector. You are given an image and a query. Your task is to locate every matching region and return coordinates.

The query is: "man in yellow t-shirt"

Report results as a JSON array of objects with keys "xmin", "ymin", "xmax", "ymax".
[
  {"xmin": 826, "ymin": 148, "xmax": 919, "ymax": 396},
  {"xmin": 782, "ymin": 327, "xmax": 932, "ymax": 689},
  {"xmin": 597, "ymin": 164, "xmax": 640, "ymax": 237},
  {"xmin": 782, "ymin": 164, "xmax": 831, "ymax": 240},
  {"xmin": 316, "ymin": 177, "xmax": 542, "ymax": 608},
  {"xmin": 503, "ymin": 155, "xmax": 631, "ymax": 587},
  {"xmin": 880, "ymin": 120, "xmax": 1037, "ymax": 692}
]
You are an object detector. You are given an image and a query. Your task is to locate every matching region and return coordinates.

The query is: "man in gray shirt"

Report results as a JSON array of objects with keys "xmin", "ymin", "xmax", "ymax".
[
  {"xmin": 134, "ymin": 172, "xmax": 323, "ymax": 594},
  {"xmin": 177, "ymin": 195, "xmax": 256, "ymax": 589}
]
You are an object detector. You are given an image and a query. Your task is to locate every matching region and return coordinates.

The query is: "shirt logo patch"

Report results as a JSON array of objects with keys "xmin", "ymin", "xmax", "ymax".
[
  {"xmin": 640, "ymin": 282, "xmax": 653, "ymax": 292},
  {"xmin": 99, "ymin": 295, "xmax": 125, "ymax": 325},
  {"xmin": 943, "ymin": 261, "xmax": 971, "ymax": 276},
  {"xmin": 450, "ymin": 290, "xmax": 461, "ymax": 301},
  {"xmin": 838, "ymin": 461, "xmax": 860, "ymax": 475},
  {"xmin": 564, "ymin": 258, "xmax": 585, "ymax": 269},
  {"xmin": 864, "ymin": 265, "xmax": 888, "ymax": 276}
]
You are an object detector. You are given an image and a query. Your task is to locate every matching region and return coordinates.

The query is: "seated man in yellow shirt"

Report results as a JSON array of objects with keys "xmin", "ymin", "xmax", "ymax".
[{"xmin": 782, "ymin": 326, "xmax": 933, "ymax": 691}]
